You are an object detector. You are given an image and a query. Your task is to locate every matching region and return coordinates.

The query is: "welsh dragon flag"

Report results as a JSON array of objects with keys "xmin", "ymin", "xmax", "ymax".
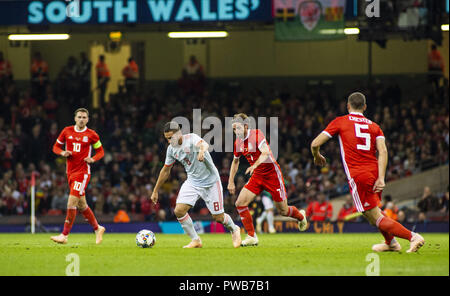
[{"xmin": 274, "ymin": 0, "xmax": 346, "ymax": 41}]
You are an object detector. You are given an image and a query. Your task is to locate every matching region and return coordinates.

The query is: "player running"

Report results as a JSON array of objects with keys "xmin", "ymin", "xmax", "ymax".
[
  {"xmin": 150, "ymin": 122, "xmax": 241, "ymax": 248},
  {"xmin": 228, "ymin": 113, "xmax": 307, "ymax": 247},
  {"xmin": 51, "ymin": 108, "xmax": 105, "ymax": 244},
  {"xmin": 310, "ymin": 92, "xmax": 425, "ymax": 253}
]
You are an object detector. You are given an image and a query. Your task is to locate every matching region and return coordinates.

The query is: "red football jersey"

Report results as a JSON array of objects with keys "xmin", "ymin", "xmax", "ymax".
[
  {"xmin": 233, "ymin": 129, "xmax": 277, "ymax": 175},
  {"xmin": 322, "ymin": 112, "xmax": 385, "ymax": 179},
  {"xmin": 56, "ymin": 126, "xmax": 101, "ymax": 176}
]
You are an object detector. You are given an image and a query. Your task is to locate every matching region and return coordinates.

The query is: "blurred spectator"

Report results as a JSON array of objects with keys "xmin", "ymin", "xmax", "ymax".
[
  {"xmin": 122, "ymin": 57, "xmax": 139, "ymax": 95},
  {"xmin": 178, "ymin": 55, "xmax": 205, "ymax": 96},
  {"xmin": 337, "ymin": 195, "xmax": 357, "ymax": 222},
  {"xmin": 0, "ymin": 51, "xmax": 13, "ymax": 94},
  {"xmin": 77, "ymin": 52, "xmax": 92, "ymax": 106},
  {"xmin": 50, "ymin": 187, "xmax": 68, "ymax": 211},
  {"xmin": 58, "ymin": 56, "xmax": 78, "ymax": 105},
  {"xmin": 30, "ymin": 52, "xmax": 49, "ymax": 102},
  {"xmin": 428, "ymin": 44, "xmax": 445, "ymax": 90},
  {"xmin": 381, "ymin": 195, "xmax": 399, "ymax": 221},
  {"xmin": 439, "ymin": 187, "xmax": 449, "ymax": 214},
  {"xmin": 417, "ymin": 186, "xmax": 441, "ymax": 221},
  {"xmin": 95, "ymin": 55, "xmax": 110, "ymax": 109},
  {"xmin": 114, "ymin": 204, "xmax": 130, "ymax": 223},
  {"xmin": 306, "ymin": 193, "xmax": 333, "ymax": 222}
]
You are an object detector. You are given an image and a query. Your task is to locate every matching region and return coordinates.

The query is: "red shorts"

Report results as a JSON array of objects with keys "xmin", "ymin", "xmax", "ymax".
[
  {"xmin": 68, "ymin": 173, "xmax": 90, "ymax": 197},
  {"xmin": 349, "ymin": 172, "xmax": 381, "ymax": 212},
  {"xmin": 244, "ymin": 169, "xmax": 287, "ymax": 203}
]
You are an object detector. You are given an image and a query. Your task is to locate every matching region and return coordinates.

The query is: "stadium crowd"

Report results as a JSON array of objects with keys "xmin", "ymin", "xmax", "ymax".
[{"xmin": 0, "ymin": 54, "xmax": 449, "ymax": 223}]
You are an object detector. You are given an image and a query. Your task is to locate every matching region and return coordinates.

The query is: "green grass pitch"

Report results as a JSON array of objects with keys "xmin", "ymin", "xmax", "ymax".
[{"xmin": 0, "ymin": 233, "xmax": 448, "ymax": 276}]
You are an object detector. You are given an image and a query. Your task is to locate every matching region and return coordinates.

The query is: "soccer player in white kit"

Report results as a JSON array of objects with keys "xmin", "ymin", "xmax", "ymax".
[{"xmin": 150, "ymin": 122, "xmax": 241, "ymax": 248}]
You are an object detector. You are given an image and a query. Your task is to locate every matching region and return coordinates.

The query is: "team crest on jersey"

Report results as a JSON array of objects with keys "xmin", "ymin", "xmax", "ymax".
[
  {"xmin": 83, "ymin": 136, "xmax": 88, "ymax": 143},
  {"xmin": 75, "ymin": 137, "xmax": 81, "ymax": 141},
  {"xmin": 68, "ymin": 136, "xmax": 73, "ymax": 139}
]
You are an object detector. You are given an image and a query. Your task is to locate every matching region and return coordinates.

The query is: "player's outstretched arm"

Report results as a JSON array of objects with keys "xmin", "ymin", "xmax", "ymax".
[
  {"xmin": 151, "ymin": 164, "xmax": 172, "ymax": 204},
  {"xmin": 228, "ymin": 157, "xmax": 240, "ymax": 195},
  {"xmin": 310, "ymin": 133, "xmax": 330, "ymax": 167},
  {"xmin": 373, "ymin": 138, "xmax": 388, "ymax": 193}
]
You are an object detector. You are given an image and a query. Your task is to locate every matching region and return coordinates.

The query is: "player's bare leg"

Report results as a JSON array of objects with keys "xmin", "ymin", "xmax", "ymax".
[
  {"xmin": 235, "ymin": 188, "xmax": 258, "ymax": 246},
  {"xmin": 364, "ymin": 207, "xmax": 425, "ymax": 253},
  {"xmin": 275, "ymin": 200, "xmax": 308, "ymax": 232},
  {"xmin": 212, "ymin": 213, "xmax": 241, "ymax": 248},
  {"xmin": 175, "ymin": 203, "xmax": 202, "ymax": 248},
  {"xmin": 78, "ymin": 196, "xmax": 105, "ymax": 244},
  {"xmin": 51, "ymin": 195, "xmax": 79, "ymax": 244}
]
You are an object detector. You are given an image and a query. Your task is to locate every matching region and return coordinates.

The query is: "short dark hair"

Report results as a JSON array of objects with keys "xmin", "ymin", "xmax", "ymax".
[
  {"xmin": 74, "ymin": 108, "xmax": 89, "ymax": 117},
  {"xmin": 163, "ymin": 121, "xmax": 180, "ymax": 133},
  {"xmin": 348, "ymin": 92, "xmax": 366, "ymax": 110}
]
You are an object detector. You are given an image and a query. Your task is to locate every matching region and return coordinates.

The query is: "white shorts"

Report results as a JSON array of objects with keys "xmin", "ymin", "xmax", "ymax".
[
  {"xmin": 177, "ymin": 179, "xmax": 224, "ymax": 215},
  {"xmin": 262, "ymin": 195, "xmax": 274, "ymax": 210}
]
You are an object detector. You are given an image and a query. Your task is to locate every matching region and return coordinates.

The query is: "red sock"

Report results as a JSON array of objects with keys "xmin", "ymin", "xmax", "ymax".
[
  {"xmin": 237, "ymin": 206, "xmax": 255, "ymax": 237},
  {"xmin": 62, "ymin": 208, "xmax": 77, "ymax": 235},
  {"xmin": 81, "ymin": 207, "xmax": 99, "ymax": 231},
  {"xmin": 379, "ymin": 212, "xmax": 394, "ymax": 244},
  {"xmin": 377, "ymin": 216, "xmax": 412, "ymax": 241},
  {"xmin": 286, "ymin": 206, "xmax": 304, "ymax": 221},
  {"xmin": 379, "ymin": 229, "xmax": 394, "ymax": 245}
]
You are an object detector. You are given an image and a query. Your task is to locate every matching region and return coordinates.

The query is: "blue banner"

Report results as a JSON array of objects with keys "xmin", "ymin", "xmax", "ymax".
[{"xmin": 0, "ymin": 0, "xmax": 272, "ymax": 25}]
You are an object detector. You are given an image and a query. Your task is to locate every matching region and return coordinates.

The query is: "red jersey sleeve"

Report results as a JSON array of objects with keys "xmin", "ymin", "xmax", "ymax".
[
  {"xmin": 322, "ymin": 117, "xmax": 341, "ymax": 138},
  {"xmin": 375, "ymin": 124, "xmax": 385, "ymax": 140},
  {"xmin": 56, "ymin": 128, "xmax": 66, "ymax": 145}
]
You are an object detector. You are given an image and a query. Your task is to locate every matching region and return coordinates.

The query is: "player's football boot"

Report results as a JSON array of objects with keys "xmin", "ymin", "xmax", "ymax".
[
  {"xmin": 372, "ymin": 239, "xmax": 401, "ymax": 252},
  {"xmin": 268, "ymin": 227, "xmax": 276, "ymax": 234},
  {"xmin": 183, "ymin": 238, "xmax": 203, "ymax": 248},
  {"xmin": 231, "ymin": 226, "xmax": 242, "ymax": 248},
  {"xmin": 406, "ymin": 233, "xmax": 425, "ymax": 253},
  {"xmin": 298, "ymin": 210, "xmax": 308, "ymax": 231},
  {"xmin": 95, "ymin": 226, "xmax": 105, "ymax": 245},
  {"xmin": 50, "ymin": 233, "xmax": 68, "ymax": 244},
  {"xmin": 241, "ymin": 234, "xmax": 258, "ymax": 247}
]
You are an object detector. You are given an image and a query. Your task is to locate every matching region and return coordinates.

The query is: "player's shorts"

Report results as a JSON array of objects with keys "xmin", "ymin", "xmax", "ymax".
[
  {"xmin": 349, "ymin": 171, "xmax": 382, "ymax": 212},
  {"xmin": 244, "ymin": 168, "xmax": 287, "ymax": 203},
  {"xmin": 177, "ymin": 179, "xmax": 224, "ymax": 215},
  {"xmin": 261, "ymin": 195, "xmax": 274, "ymax": 210},
  {"xmin": 68, "ymin": 173, "xmax": 91, "ymax": 197}
]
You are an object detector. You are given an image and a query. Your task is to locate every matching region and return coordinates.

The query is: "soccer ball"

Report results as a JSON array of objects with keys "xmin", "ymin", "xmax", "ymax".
[{"xmin": 136, "ymin": 229, "xmax": 156, "ymax": 248}]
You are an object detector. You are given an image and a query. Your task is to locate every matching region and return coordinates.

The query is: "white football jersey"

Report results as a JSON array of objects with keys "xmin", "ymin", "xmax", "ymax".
[{"xmin": 164, "ymin": 133, "xmax": 220, "ymax": 188}]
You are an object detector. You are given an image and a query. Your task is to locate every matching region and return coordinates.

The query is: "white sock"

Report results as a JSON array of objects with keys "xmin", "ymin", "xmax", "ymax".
[
  {"xmin": 267, "ymin": 211, "xmax": 274, "ymax": 230},
  {"xmin": 177, "ymin": 213, "xmax": 199, "ymax": 241},
  {"xmin": 222, "ymin": 213, "xmax": 239, "ymax": 233}
]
